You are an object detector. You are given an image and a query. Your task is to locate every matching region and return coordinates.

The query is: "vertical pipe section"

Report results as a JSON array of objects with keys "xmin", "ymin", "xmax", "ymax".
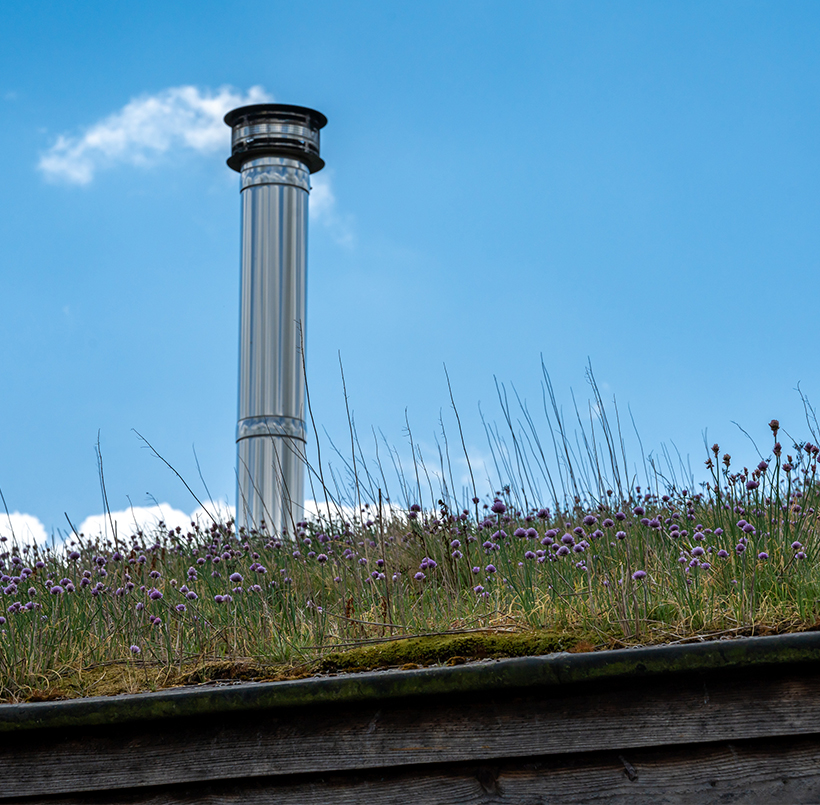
[{"xmin": 224, "ymin": 105, "xmax": 326, "ymax": 536}]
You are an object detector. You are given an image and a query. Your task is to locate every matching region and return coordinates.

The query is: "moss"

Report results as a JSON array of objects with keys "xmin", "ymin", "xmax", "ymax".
[
  {"xmin": 315, "ymin": 630, "xmax": 590, "ymax": 674},
  {"xmin": 1, "ymin": 629, "xmax": 601, "ymax": 703}
]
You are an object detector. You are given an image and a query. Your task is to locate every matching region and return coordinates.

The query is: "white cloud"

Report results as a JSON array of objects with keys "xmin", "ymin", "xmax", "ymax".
[
  {"xmin": 76, "ymin": 502, "xmax": 236, "ymax": 541},
  {"xmin": 310, "ymin": 173, "xmax": 336, "ymax": 220},
  {"xmin": 310, "ymin": 171, "xmax": 354, "ymax": 246},
  {"xmin": 191, "ymin": 501, "xmax": 236, "ymax": 527},
  {"xmin": 302, "ymin": 499, "xmax": 407, "ymax": 525},
  {"xmin": 0, "ymin": 512, "xmax": 50, "ymax": 547},
  {"xmin": 38, "ymin": 85, "xmax": 271, "ymax": 184}
]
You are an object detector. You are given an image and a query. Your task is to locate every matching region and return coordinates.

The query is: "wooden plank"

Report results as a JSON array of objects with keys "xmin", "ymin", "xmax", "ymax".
[
  {"xmin": 5, "ymin": 633, "xmax": 820, "ymax": 736},
  {"xmin": 1, "ymin": 667, "xmax": 819, "ymax": 799},
  {"xmin": 14, "ymin": 735, "xmax": 820, "ymax": 804}
]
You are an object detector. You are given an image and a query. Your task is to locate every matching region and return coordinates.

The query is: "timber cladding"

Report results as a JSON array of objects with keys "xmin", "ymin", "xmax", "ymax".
[{"xmin": 2, "ymin": 633, "xmax": 820, "ymax": 804}]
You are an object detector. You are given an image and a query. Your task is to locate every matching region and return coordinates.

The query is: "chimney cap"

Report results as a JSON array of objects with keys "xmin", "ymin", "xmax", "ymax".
[{"xmin": 224, "ymin": 104, "xmax": 327, "ymax": 173}]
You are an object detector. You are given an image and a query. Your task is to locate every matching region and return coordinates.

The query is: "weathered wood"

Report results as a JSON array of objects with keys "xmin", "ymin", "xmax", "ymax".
[
  {"xmin": 3, "ymin": 634, "xmax": 820, "ymax": 803},
  {"xmin": 0, "ymin": 665, "xmax": 818, "ymax": 799},
  {"xmin": 12, "ymin": 735, "xmax": 820, "ymax": 805},
  {"xmin": 5, "ymin": 632, "xmax": 820, "ymax": 735}
]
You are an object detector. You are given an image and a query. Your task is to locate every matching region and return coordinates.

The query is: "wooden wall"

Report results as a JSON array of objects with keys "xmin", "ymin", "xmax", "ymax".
[{"xmin": 2, "ymin": 633, "xmax": 820, "ymax": 804}]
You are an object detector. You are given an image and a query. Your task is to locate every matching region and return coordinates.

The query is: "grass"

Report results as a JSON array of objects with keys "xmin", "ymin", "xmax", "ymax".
[{"xmin": 3, "ymin": 369, "xmax": 820, "ymax": 703}]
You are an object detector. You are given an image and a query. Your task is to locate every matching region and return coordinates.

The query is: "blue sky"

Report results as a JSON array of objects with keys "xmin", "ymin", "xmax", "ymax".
[{"xmin": 2, "ymin": 1, "xmax": 820, "ymax": 542}]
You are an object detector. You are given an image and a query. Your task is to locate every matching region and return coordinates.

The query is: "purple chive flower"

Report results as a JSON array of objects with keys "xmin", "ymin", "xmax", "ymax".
[
  {"xmin": 0, "ymin": 617, "xmax": 6, "ymax": 625},
  {"xmin": 130, "ymin": 645, "xmax": 141, "ymax": 655},
  {"xmin": 602, "ymin": 518, "xmax": 614, "ymax": 528},
  {"xmin": 49, "ymin": 585, "xmax": 64, "ymax": 595},
  {"xmin": 633, "ymin": 506, "xmax": 645, "ymax": 516},
  {"xmin": 742, "ymin": 523, "xmax": 755, "ymax": 534},
  {"xmin": 68, "ymin": 551, "xmax": 80, "ymax": 561},
  {"xmin": 615, "ymin": 511, "xmax": 626, "ymax": 521},
  {"xmin": 514, "ymin": 527, "xmax": 527, "ymax": 538},
  {"xmin": 691, "ymin": 547, "xmax": 705, "ymax": 557},
  {"xmin": 452, "ymin": 550, "xmax": 463, "ymax": 559},
  {"xmin": 717, "ymin": 549, "xmax": 729, "ymax": 558},
  {"xmin": 561, "ymin": 533, "xmax": 575, "ymax": 545},
  {"xmin": 616, "ymin": 531, "xmax": 626, "ymax": 540},
  {"xmin": 414, "ymin": 572, "xmax": 425, "ymax": 581},
  {"xmin": 491, "ymin": 500, "xmax": 507, "ymax": 514},
  {"xmin": 214, "ymin": 594, "xmax": 225, "ymax": 603},
  {"xmin": 583, "ymin": 515, "xmax": 597, "ymax": 526},
  {"xmin": 746, "ymin": 480, "xmax": 759, "ymax": 490},
  {"xmin": 473, "ymin": 585, "xmax": 485, "ymax": 594},
  {"xmin": 486, "ymin": 564, "xmax": 497, "ymax": 574},
  {"xmin": 736, "ymin": 544, "xmax": 746, "ymax": 554},
  {"xmin": 149, "ymin": 589, "xmax": 163, "ymax": 600},
  {"xmin": 175, "ymin": 604, "xmax": 186, "ymax": 613},
  {"xmin": 797, "ymin": 551, "xmax": 807, "ymax": 560},
  {"xmin": 557, "ymin": 546, "xmax": 570, "ymax": 556},
  {"xmin": 317, "ymin": 554, "xmax": 328, "ymax": 564},
  {"xmin": 524, "ymin": 551, "xmax": 536, "ymax": 560},
  {"xmin": 186, "ymin": 591, "xmax": 198, "ymax": 600},
  {"xmin": 229, "ymin": 573, "xmax": 243, "ymax": 583},
  {"xmin": 472, "ymin": 566, "xmax": 481, "ymax": 574},
  {"xmin": 631, "ymin": 570, "xmax": 647, "ymax": 580},
  {"xmin": 792, "ymin": 541, "xmax": 803, "ymax": 550},
  {"xmin": 758, "ymin": 552, "xmax": 769, "ymax": 560},
  {"xmin": 135, "ymin": 602, "xmax": 145, "ymax": 611}
]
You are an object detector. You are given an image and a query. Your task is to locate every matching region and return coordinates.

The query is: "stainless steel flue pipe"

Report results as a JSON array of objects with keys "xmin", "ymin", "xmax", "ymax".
[{"xmin": 224, "ymin": 104, "xmax": 327, "ymax": 536}]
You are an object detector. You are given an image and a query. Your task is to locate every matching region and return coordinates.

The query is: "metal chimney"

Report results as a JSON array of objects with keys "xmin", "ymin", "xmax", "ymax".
[{"xmin": 224, "ymin": 103, "xmax": 327, "ymax": 536}]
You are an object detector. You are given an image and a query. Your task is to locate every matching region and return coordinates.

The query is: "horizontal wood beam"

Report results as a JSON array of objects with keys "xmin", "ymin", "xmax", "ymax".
[
  {"xmin": 3, "ymin": 634, "xmax": 820, "ymax": 801},
  {"xmin": 1, "ymin": 663, "xmax": 819, "ymax": 798},
  {"xmin": 12, "ymin": 734, "xmax": 820, "ymax": 805}
]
